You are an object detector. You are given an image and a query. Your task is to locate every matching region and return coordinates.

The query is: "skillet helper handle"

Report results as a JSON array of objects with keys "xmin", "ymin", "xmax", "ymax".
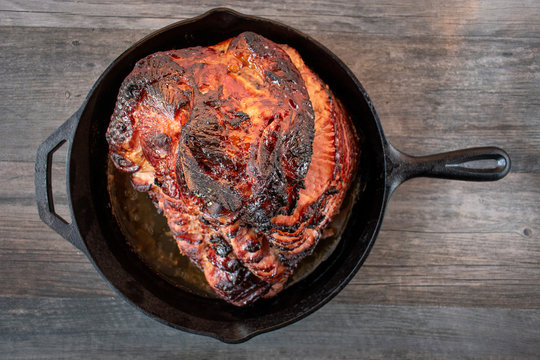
[
  {"xmin": 387, "ymin": 146, "xmax": 511, "ymax": 194},
  {"xmin": 35, "ymin": 111, "xmax": 86, "ymax": 253}
]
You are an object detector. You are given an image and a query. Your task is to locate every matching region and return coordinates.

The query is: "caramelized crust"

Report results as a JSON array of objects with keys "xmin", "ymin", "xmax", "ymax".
[{"xmin": 107, "ymin": 32, "xmax": 358, "ymax": 305}]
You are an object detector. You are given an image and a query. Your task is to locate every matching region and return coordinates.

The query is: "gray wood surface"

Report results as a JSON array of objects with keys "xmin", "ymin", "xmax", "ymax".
[{"xmin": 1, "ymin": 1, "xmax": 539, "ymax": 359}]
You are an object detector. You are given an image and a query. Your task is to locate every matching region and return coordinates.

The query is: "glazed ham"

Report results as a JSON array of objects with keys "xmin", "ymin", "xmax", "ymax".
[{"xmin": 106, "ymin": 32, "xmax": 358, "ymax": 306}]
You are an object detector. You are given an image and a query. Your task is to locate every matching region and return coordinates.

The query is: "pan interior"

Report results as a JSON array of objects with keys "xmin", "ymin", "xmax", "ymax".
[
  {"xmin": 69, "ymin": 9, "xmax": 387, "ymax": 339},
  {"xmin": 107, "ymin": 158, "xmax": 356, "ymax": 298}
]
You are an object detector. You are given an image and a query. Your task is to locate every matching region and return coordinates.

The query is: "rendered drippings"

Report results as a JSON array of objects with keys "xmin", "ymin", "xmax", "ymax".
[{"xmin": 107, "ymin": 159, "xmax": 355, "ymax": 297}]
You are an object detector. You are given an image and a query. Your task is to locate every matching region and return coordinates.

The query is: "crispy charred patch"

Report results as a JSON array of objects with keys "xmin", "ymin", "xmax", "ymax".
[
  {"xmin": 175, "ymin": 32, "xmax": 315, "ymax": 225},
  {"xmin": 107, "ymin": 32, "xmax": 358, "ymax": 306}
]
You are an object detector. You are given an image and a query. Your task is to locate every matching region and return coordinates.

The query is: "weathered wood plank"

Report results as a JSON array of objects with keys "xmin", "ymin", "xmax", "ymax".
[
  {"xmin": 2, "ymin": 298, "xmax": 539, "ymax": 359},
  {"xmin": 0, "ymin": 0, "xmax": 539, "ymax": 39},
  {"xmin": 1, "ymin": 27, "xmax": 537, "ymax": 171},
  {"xmin": 0, "ymin": 26, "xmax": 145, "ymax": 163},
  {"xmin": 383, "ymin": 174, "xmax": 539, "ymax": 233},
  {"xmin": 344, "ymin": 232, "xmax": 540, "ymax": 308}
]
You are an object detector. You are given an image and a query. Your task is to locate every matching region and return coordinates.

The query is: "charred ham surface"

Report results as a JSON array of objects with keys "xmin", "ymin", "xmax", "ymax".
[{"xmin": 106, "ymin": 32, "xmax": 358, "ymax": 306}]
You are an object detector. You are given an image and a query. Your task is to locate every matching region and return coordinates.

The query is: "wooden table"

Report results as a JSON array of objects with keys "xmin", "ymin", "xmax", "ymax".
[{"xmin": 1, "ymin": 1, "xmax": 539, "ymax": 358}]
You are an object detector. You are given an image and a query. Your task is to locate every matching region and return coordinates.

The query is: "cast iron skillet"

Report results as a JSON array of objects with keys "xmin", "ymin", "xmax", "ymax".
[{"xmin": 35, "ymin": 8, "xmax": 510, "ymax": 343}]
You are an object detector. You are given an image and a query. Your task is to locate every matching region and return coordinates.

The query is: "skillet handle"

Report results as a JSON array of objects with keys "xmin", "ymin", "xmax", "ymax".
[
  {"xmin": 35, "ymin": 110, "xmax": 87, "ymax": 253},
  {"xmin": 386, "ymin": 145, "xmax": 511, "ymax": 195}
]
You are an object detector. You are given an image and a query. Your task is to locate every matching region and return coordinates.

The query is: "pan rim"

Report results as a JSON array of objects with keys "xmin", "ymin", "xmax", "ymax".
[{"xmin": 67, "ymin": 7, "xmax": 389, "ymax": 343}]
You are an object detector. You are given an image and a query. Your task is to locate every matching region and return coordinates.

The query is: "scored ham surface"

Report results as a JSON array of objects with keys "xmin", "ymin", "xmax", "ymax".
[{"xmin": 106, "ymin": 32, "xmax": 358, "ymax": 306}]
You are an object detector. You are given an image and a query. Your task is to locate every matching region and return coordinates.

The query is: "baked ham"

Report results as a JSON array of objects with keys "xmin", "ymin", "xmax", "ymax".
[{"xmin": 106, "ymin": 32, "xmax": 358, "ymax": 306}]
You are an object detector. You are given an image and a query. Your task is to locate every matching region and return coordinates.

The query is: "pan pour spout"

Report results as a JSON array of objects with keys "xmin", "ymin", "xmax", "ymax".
[{"xmin": 106, "ymin": 31, "xmax": 359, "ymax": 306}]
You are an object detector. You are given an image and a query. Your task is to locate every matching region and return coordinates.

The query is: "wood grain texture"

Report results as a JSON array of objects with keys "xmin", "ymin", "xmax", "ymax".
[
  {"xmin": 0, "ymin": 0, "xmax": 539, "ymax": 358},
  {"xmin": 2, "ymin": 299, "xmax": 539, "ymax": 359},
  {"xmin": 1, "ymin": 0, "xmax": 539, "ymax": 38}
]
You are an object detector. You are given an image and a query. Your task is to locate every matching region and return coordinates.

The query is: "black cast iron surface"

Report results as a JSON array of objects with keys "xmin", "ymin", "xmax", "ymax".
[{"xmin": 35, "ymin": 8, "xmax": 510, "ymax": 343}]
